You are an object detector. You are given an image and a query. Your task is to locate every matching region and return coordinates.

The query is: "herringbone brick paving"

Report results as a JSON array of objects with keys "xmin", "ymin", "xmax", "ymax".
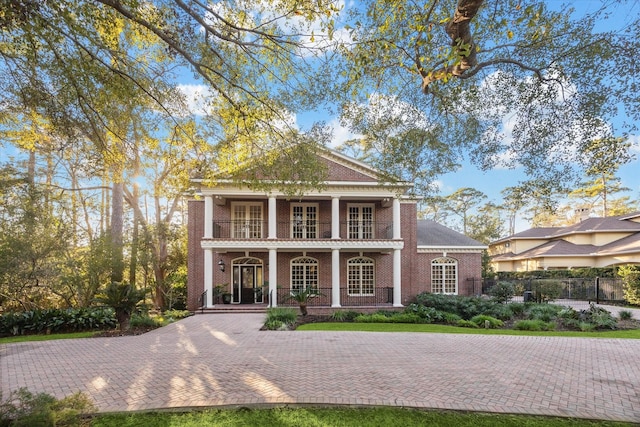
[{"xmin": 1, "ymin": 313, "xmax": 639, "ymax": 422}]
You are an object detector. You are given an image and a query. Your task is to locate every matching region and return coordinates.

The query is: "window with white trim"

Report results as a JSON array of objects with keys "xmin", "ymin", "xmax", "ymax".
[
  {"xmin": 291, "ymin": 257, "xmax": 319, "ymax": 293},
  {"xmin": 431, "ymin": 257, "xmax": 458, "ymax": 295},
  {"xmin": 291, "ymin": 203, "xmax": 318, "ymax": 239},
  {"xmin": 347, "ymin": 204, "xmax": 374, "ymax": 239},
  {"xmin": 347, "ymin": 256, "xmax": 375, "ymax": 295},
  {"xmin": 232, "ymin": 202, "xmax": 263, "ymax": 238}
]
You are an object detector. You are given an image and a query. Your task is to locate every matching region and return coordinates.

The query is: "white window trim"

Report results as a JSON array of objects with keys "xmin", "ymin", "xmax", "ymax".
[
  {"xmin": 431, "ymin": 256, "xmax": 458, "ymax": 295},
  {"xmin": 230, "ymin": 201, "xmax": 264, "ymax": 239},
  {"xmin": 347, "ymin": 203, "xmax": 375, "ymax": 239},
  {"xmin": 347, "ymin": 256, "xmax": 375, "ymax": 296},
  {"xmin": 290, "ymin": 203, "xmax": 319, "ymax": 239},
  {"xmin": 290, "ymin": 256, "xmax": 319, "ymax": 293}
]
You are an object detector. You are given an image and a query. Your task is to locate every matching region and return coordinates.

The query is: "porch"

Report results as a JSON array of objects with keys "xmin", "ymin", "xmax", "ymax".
[{"xmin": 198, "ymin": 286, "xmax": 396, "ymax": 313}]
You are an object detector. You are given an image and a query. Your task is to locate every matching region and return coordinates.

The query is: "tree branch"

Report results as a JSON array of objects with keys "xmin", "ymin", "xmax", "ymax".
[{"xmin": 422, "ymin": 0, "xmax": 484, "ymax": 93}]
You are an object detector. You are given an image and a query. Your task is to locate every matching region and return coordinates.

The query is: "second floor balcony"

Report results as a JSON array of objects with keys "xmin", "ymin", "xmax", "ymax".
[{"xmin": 207, "ymin": 220, "xmax": 395, "ymax": 240}]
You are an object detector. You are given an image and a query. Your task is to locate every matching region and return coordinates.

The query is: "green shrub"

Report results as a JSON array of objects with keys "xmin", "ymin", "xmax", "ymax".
[
  {"xmin": 94, "ymin": 282, "xmax": 145, "ymax": 331},
  {"xmin": 354, "ymin": 313, "xmax": 390, "ymax": 323},
  {"xmin": 330, "ymin": 310, "xmax": 361, "ymax": 322},
  {"xmin": 0, "ymin": 308, "xmax": 116, "ymax": 337},
  {"xmin": 619, "ymin": 310, "xmax": 633, "ymax": 320},
  {"xmin": 162, "ymin": 310, "xmax": 191, "ymax": 321},
  {"xmin": 488, "ymin": 282, "xmax": 515, "ymax": 304},
  {"xmin": 513, "ymin": 319, "xmax": 555, "ymax": 331},
  {"xmin": 443, "ymin": 312, "xmax": 462, "ymax": 324},
  {"xmin": 579, "ymin": 304, "xmax": 617, "ymax": 330},
  {"xmin": 506, "ymin": 303, "xmax": 526, "ymax": 316},
  {"xmin": 526, "ymin": 304, "xmax": 562, "ymax": 322},
  {"xmin": 264, "ymin": 320, "xmax": 289, "ymax": 330},
  {"xmin": 266, "ymin": 307, "xmax": 297, "ymax": 325},
  {"xmin": 618, "ymin": 264, "xmax": 640, "ymax": 305},
  {"xmin": 557, "ymin": 307, "xmax": 579, "ymax": 320},
  {"xmin": 404, "ymin": 304, "xmax": 439, "ymax": 322},
  {"xmin": 579, "ymin": 322, "xmax": 596, "ymax": 332},
  {"xmin": 0, "ymin": 388, "xmax": 95, "ymax": 427},
  {"xmin": 456, "ymin": 319, "xmax": 479, "ymax": 328},
  {"xmin": 485, "ymin": 304, "xmax": 514, "ymax": 320},
  {"xmin": 413, "ymin": 293, "xmax": 499, "ymax": 320},
  {"xmin": 469, "ymin": 315, "xmax": 503, "ymax": 329},
  {"xmin": 129, "ymin": 314, "xmax": 162, "ymax": 328},
  {"xmin": 389, "ymin": 313, "xmax": 424, "ymax": 323}
]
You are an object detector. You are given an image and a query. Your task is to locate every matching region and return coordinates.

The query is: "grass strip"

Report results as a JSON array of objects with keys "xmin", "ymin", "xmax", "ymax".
[
  {"xmin": 91, "ymin": 407, "xmax": 633, "ymax": 427},
  {"xmin": 296, "ymin": 322, "xmax": 640, "ymax": 338}
]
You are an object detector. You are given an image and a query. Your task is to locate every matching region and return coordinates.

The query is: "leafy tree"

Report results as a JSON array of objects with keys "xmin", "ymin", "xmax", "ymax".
[
  {"xmin": 570, "ymin": 137, "xmax": 635, "ymax": 217},
  {"xmin": 418, "ymin": 195, "xmax": 450, "ymax": 224},
  {"xmin": 443, "ymin": 187, "xmax": 486, "ymax": 234},
  {"xmin": 466, "ymin": 202, "xmax": 504, "ymax": 244},
  {"xmin": 336, "ymin": 0, "xmax": 639, "ymax": 195},
  {"xmin": 500, "ymin": 186, "xmax": 527, "ymax": 236}
]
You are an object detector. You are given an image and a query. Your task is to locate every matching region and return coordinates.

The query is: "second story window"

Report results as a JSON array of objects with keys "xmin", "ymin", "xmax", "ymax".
[
  {"xmin": 348, "ymin": 204, "xmax": 374, "ymax": 239},
  {"xmin": 291, "ymin": 203, "xmax": 317, "ymax": 239},
  {"xmin": 232, "ymin": 202, "xmax": 263, "ymax": 238}
]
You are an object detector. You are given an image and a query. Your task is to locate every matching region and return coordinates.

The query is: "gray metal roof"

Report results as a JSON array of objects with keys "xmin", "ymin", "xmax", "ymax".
[{"xmin": 416, "ymin": 219, "xmax": 486, "ymax": 248}]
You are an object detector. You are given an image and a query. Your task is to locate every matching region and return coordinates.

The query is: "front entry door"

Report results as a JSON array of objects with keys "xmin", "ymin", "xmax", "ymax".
[{"xmin": 232, "ymin": 259, "xmax": 263, "ymax": 304}]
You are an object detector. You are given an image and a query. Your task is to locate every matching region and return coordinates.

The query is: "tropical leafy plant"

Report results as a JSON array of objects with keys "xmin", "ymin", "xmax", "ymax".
[
  {"xmin": 287, "ymin": 287, "xmax": 321, "ymax": 316},
  {"xmin": 94, "ymin": 282, "xmax": 145, "ymax": 331}
]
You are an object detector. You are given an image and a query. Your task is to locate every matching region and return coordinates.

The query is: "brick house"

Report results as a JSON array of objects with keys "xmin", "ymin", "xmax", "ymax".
[{"xmin": 186, "ymin": 148, "xmax": 486, "ymax": 311}]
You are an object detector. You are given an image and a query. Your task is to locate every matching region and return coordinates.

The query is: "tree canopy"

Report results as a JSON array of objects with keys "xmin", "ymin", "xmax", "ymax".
[{"xmin": 334, "ymin": 0, "xmax": 639, "ymax": 195}]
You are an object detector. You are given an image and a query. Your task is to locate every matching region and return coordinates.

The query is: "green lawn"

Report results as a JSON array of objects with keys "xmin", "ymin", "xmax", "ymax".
[
  {"xmin": 296, "ymin": 322, "xmax": 640, "ymax": 338},
  {"xmin": 91, "ymin": 407, "xmax": 633, "ymax": 427},
  {"xmin": 0, "ymin": 331, "xmax": 98, "ymax": 344}
]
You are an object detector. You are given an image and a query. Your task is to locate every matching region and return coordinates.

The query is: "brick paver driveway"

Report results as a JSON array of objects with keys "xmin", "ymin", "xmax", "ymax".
[{"xmin": 2, "ymin": 314, "xmax": 639, "ymax": 422}]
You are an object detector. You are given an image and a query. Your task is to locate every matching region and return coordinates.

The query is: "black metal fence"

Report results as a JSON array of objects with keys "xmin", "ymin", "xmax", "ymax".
[
  {"xmin": 274, "ymin": 287, "xmax": 394, "ymax": 307},
  {"xmin": 482, "ymin": 277, "xmax": 625, "ymax": 303}
]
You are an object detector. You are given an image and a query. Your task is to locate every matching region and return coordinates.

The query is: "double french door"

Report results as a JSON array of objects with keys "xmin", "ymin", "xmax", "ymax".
[{"xmin": 232, "ymin": 258, "xmax": 264, "ymax": 304}]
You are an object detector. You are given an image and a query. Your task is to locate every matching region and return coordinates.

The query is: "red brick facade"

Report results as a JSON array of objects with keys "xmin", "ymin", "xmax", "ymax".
[{"xmin": 187, "ymin": 149, "xmax": 484, "ymax": 311}]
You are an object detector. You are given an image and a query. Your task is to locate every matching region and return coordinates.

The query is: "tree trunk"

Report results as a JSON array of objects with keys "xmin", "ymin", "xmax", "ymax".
[{"xmin": 111, "ymin": 180, "xmax": 125, "ymax": 283}]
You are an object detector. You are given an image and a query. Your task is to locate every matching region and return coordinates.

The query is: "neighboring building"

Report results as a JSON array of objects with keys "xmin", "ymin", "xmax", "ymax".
[
  {"xmin": 186, "ymin": 148, "xmax": 486, "ymax": 311},
  {"xmin": 489, "ymin": 212, "xmax": 640, "ymax": 272}
]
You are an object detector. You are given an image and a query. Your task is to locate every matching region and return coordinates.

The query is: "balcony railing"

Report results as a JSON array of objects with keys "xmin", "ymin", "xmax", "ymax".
[
  {"xmin": 209, "ymin": 220, "xmax": 394, "ymax": 240},
  {"xmin": 276, "ymin": 287, "xmax": 394, "ymax": 307}
]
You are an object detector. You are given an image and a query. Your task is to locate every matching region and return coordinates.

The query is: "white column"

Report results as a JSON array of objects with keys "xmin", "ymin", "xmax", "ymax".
[
  {"xmin": 204, "ymin": 248, "xmax": 213, "ymax": 307},
  {"xmin": 269, "ymin": 248, "xmax": 278, "ymax": 307},
  {"xmin": 331, "ymin": 196, "xmax": 340, "ymax": 239},
  {"xmin": 331, "ymin": 248, "xmax": 341, "ymax": 307},
  {"xmin": 204, "ymin": 195, "xmax": 213, "ymax": 238},
  {"xmin": 268, "ymin": 196, "xmax": 277, "ymax": 239},
  {"xmin": 392, "ymin": 197, "xmax": 401, "ymax": 239},
  {"xmin": 393, "ymin": 248, "xmax": 402, "ymax": 307}
]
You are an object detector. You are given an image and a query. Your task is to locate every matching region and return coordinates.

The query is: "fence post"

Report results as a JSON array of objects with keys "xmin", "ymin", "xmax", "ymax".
[{"xmin": 595, "ymin": 277, "xmax": 600, "ymax": 304}]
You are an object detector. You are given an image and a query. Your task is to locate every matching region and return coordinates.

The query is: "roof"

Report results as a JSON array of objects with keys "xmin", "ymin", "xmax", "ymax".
[
  {"xmin": 489, "ymin": 212, "xmax": 640, "ymax": 266},
  {"xmin": 508, "ymin": 240, "xmax": 599, "ymax": 260},
  {"xmin": 550, "ymin": 214, "xmax": 640, "ymax": 237},
  {"xmin": 492, "ymin": 211, "xmax": 640, "ymax": 244},
  {"xmin": 416, "ymin": 219, "xmax": 486, "ymax": 248},
  {"xmin": 597, "ymin": 232, "xmax": 640, "ymax": 255}
]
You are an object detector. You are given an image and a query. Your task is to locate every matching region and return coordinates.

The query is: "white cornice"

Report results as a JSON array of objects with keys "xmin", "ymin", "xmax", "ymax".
[
  {"xmin": 418, "ymin": 246, "xmax": 486, "ymax": 253},
  {"xmin": 201, "ymin": 239, "xmax": 404, "ymax": 251}
]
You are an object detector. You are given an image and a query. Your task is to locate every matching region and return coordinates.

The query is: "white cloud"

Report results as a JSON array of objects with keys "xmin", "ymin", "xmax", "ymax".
[
  {"xmin": 327, "ymin": 117, "xmax": 360, "ymax": 148},
  {"xmin": 176, "ymin": 84, "xmax": 213, "ymax": 116},
  {"xmin": 628, "ymin": 134, "xmax": 640, "ymax": 154}
]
